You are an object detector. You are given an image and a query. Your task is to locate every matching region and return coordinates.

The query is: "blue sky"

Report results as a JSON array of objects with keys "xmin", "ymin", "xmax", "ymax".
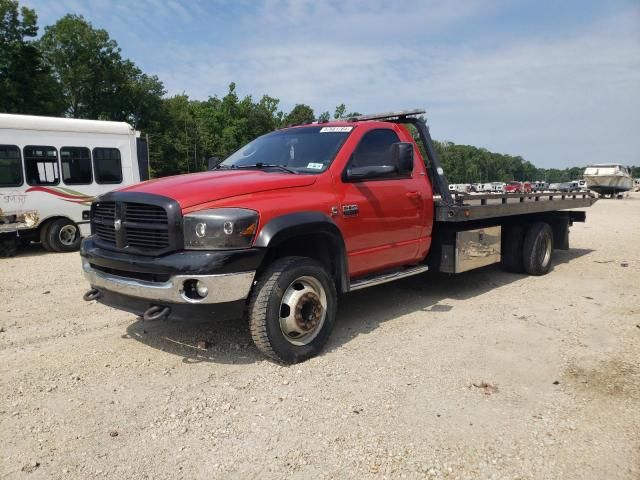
[{"xmin": 23, "ymin": 0, "xmax": 640, "ymax": 168}]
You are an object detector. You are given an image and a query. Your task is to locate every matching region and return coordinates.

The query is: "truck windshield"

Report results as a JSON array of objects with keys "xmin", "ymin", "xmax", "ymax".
[{"xmin": 219, "ymin": 126, "xmax": 352, "ymax": 174}]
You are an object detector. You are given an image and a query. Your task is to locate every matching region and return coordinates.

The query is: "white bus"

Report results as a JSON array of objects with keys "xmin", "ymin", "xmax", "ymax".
[{"xmin": 0, "ymin": 114, "xmax": 149, "ymax": 256}]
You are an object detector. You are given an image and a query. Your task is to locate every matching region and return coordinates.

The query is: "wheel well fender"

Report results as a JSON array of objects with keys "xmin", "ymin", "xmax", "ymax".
[{"xmin": 254, "ymin": 212, "xmax": 349, "ymax": 293}]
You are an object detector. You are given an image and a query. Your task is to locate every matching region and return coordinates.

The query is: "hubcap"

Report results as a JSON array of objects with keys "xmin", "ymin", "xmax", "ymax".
[
  {"xmin": 279, "ymin": 276, "xmax": 327, "ymax": 346},
  {"xmin": 59, "ymin": 225, "xmax": 78, "ymax": 246}
]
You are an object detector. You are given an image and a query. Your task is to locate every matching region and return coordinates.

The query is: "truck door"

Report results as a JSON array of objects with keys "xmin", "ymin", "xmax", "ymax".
[{"xmin": 335, "ymin": 127, "xmax": 428, "ymax": 277}]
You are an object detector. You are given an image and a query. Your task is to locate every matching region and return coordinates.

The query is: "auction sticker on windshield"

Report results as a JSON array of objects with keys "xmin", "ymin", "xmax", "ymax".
[
  {"xmin": 320, "ymin": 126, "xmax": 353, "ymax": 133},
  {"xmin": 306, "ymin": 163, "xmax": 324, "ymax": 170}
]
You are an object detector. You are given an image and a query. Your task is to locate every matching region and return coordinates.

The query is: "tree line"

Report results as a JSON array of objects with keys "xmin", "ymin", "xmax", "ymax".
[{"xmin": 1, "ymin": 0, "xmax": 637, "ymax": 182}]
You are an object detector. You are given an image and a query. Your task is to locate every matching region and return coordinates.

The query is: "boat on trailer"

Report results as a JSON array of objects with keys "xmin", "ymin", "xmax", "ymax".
[{"xmin": 583, "ymin": 163, "xmax": 633, "ymax": 197}]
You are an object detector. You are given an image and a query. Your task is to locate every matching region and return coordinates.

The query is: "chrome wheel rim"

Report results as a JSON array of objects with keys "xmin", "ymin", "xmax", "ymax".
[
  {"xmin": 537, "ymin": 234, "xmax": 552, "ymax": 268},
  {"xmin": 279, "ymin": 276, "xmax": 327, "ymax": 346},
  {"xmin": 59, "ymin": 225, "xmax": 78, "ymax": 246}
]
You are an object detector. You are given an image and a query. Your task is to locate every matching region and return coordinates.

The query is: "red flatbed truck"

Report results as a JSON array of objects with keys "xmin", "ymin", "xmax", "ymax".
[{"xmin": 80, "ymin": 110, "xmax": 596, "ymax": 363}]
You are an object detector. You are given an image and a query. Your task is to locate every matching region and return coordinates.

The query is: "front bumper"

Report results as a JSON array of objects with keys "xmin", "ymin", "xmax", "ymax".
[
  {"xmin": 80, "ymin": 237, "xmax": 264, "ymax": 305},
  {"xmin": 82, "ymin": 262, "xmax": 255, "ymax": 304}
]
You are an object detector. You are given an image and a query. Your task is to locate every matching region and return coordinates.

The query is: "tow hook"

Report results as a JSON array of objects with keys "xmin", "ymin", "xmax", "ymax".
[
  {"xmin": 83, "ymin": 288, "xmax": 102, "ymax": 301},
  {"xmin": 143, "ymin": 305, "xmax": 171, "ymax": 322}
]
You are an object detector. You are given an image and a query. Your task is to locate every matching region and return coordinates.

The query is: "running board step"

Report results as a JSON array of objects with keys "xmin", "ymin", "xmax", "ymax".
[{"xmin": 349, "ymin": 265, "xmax": 429, "ymax": 291}]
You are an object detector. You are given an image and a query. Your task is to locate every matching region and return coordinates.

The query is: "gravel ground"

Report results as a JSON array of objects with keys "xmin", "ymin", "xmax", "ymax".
[{"xmin": 1, "ymin": 193, "xmax": 639, "ymax": 479}]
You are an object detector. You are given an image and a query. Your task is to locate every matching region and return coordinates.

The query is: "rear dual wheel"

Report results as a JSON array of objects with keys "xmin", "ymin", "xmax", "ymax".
[
  {"xmin": 522, "ymin": 222, "xmax": 553, "ymax": 275},
  {"xmin": 501, "ymin": 222, "xmax": 553, "ymax": 276}
]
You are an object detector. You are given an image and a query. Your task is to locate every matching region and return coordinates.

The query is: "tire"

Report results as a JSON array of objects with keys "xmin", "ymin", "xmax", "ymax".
[
  {"xmin": 45, "ymin": 219, "xmax": 81, "ymax": 252},
  {"xmin": 0, "ymin": 233, "xmax": 18, "ymax": 257},
  {"xmin": 248, "ymin": 256, "xmax": 337, "ymax": 364},
  {"xmin": 39, "ymin": 222, "xmax": 55, "ymax": 252},
  {"xmin": 501, "ymin": 225, "xmax": 525, "ymax": 273},
  {"xmin": 522, "ymin": 222, "xmax": 553, "ymax": 276}
]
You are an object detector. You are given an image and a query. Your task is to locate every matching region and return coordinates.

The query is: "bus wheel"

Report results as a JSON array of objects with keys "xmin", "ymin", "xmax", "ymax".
[
  {"xmin": 40, "ymin": 222, "xmax": 54, "ymax": 251},
  {"xmin": 46, "ymin": 219, "xmax": 81, "ymax": 252}
]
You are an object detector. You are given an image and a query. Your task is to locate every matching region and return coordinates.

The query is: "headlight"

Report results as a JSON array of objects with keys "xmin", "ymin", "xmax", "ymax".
[{"xmin": 183, "ymin": 208, "xmax": 258, "ymax": 250}]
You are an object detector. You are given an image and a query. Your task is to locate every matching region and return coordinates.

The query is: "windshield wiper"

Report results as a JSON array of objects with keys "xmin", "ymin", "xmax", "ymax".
[{"xmin": 234, "ymin": 163, "xmax": 298, "ymax": 174}]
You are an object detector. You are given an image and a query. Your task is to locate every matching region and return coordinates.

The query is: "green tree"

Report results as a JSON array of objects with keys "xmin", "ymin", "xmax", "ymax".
[
  {"xmin": 283, "ymin": 104, "xmax": 314, "ymax": 125},
  {"xmin": 333, "ymin": 103, "xmax": 360, "ymax": 119},
  {"xmin": 147, "ymin": 84, "xmax": 286, "ymax": 176},
  {"xmin": 0, "ymin": 0, "xmax": 63, "ymax": 114},
  {"xmin": 39, "ymin": 14, "xmax": 123, "ymax": 118},
  {"xmin": 317, "ymin": 111, "xmax": 330, "ymax": 122},
  {"xmin": 38, "ymin": 14, "xmax": 165, "ymax": 126}
]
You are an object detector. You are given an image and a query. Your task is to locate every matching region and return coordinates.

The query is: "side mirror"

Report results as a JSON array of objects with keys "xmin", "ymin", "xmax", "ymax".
[
  {"xmin": 391, "ymin": 142, "xmax": 414, "ymax": 175},
  {"xmin": 207, "ymin": 157, "xmax": 221, "ymax": 170}
]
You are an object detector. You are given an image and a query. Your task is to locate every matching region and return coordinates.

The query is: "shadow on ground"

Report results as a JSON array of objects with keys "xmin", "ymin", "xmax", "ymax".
[
  {"xmin": 122, "ymin": 248, "xmax": 592, "ymax": 365},
  {"xmin": 8, "ymin": 242, "xmax": 52, "ymax": 258}
]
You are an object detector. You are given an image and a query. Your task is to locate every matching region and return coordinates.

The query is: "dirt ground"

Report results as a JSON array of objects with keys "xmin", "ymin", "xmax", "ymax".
[{"xmin": 1, "ymin": 193, "xmax": 639, "ymax": 479}]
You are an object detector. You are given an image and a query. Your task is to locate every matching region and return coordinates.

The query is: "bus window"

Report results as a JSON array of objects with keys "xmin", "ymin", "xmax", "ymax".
[
  {"xmin": 61, "ymin": 147, "xmax": 92, "ymax": 185},
  {"xmin": 0, "ymin": 145, "xmax": 23, "ymax": 187},
  {"xmin": 93, "ymin": 148, "xmax": 122, "ymax": 184},
  {"xmin": 24, "ymin": 146, "xmax": 59, "ymax": 186}
]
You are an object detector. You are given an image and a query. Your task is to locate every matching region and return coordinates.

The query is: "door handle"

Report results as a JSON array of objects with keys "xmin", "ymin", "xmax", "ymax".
[{"xmin": 406, "ymin": 191, "xmax": 422, "ymax": 199}]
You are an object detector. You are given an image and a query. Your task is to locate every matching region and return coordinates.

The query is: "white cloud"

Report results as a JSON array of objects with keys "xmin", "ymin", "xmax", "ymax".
[{"xmin": 153, "ymin": 4, "xmax": 639, "ymax": 167}]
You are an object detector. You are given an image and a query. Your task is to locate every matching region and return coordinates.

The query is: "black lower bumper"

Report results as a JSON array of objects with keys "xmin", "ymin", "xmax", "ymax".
[{"xmin": 81, "ymin": 237, "xmax": 265, "ymax": 276}]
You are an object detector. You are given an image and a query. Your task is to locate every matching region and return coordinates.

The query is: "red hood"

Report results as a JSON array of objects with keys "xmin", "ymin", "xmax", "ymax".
[{"xmin": 118, "ymin": 170, "xmax": 317, "ymax": 208}]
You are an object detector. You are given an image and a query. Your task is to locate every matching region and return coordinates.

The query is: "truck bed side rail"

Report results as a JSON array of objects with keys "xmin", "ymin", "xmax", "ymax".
[{"xmin": 436, "ymin": 191, "xmax": 597, "ymax": 222}]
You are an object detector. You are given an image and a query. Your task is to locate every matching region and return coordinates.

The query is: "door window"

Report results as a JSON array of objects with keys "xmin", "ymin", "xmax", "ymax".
[
  {"xmin": 93, "ymin": 148, "xmax": 122, "ymax": 184},
  {"xmin": 0, "ymin": 145, "xmax": 23, "ymax": 187},
  {"xmin": 350, "ymin": 128, "xmax": 401, "ymax": 173},
  {"xmin": 61, "ymin": 147, "xmax": 92, "ymax": 185},
  {"xmin": 24, "ymin": 146, "xmax": 59, "ymax": 185}
]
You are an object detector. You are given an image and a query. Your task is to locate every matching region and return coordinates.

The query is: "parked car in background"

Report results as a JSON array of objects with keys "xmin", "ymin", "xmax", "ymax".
[
  {"xmin": 532, "ymin": 181, "xmax": 548, "ymax": 192},
  {"xmin": 548, "ymin": 182, "xmax": 580, "ymax": 192},
  {"xmin": 505, "ymin": 181, "xmax": 531, "ymax": 193},
  {"xmin": 490, "ymin": 182, "xmax": 505, "ymax": 193},
  {"xmin": 504, "ymin": 181, "xmax": 521, "ymax": 193},
  {"xmin": 448, "ymin": 183, "xmax": 470, "ymax": 194},
  {"xmin": 568, "ymin": 181, "xmax": 582, "ymax": 192}
]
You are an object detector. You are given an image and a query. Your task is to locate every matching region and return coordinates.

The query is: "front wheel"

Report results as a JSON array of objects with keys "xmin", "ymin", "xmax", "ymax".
[
  {"xmin": 248, "ymin": 256, "xmax": 337, "ymax": 364},
  {"xmin": 45, "ymin": 219, "xmax": 81, "ymax": 252}
]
